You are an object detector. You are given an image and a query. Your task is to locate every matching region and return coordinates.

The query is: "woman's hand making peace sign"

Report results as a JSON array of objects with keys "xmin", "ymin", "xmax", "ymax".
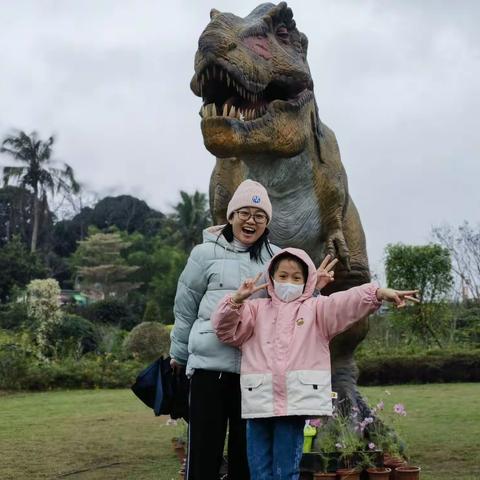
[{"xmin": 232, "ymin": 272, "xmax": 269, "ymax": 304}]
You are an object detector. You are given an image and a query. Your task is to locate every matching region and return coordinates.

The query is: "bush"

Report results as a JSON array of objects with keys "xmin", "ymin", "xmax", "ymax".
[
  {"xmin": 23, "ymin": 356, "xmax": 143, "ymax": 390},
  {"xmin": 0, "ymin": 344, "xmax": 31, "ymax": 389},
  {"xmin": 357, "ymin": 350, "xmax": 480, "ymax": 385},
  {"xmin": 96, "ymin": 325, "xmax": 128, "ymax": 356},
  {"xmin": 123, "ymin": 321, "xmax": 170, "ymax": 362},
  {"xmin": 47, "ymin": 315, "xmax": 100, "ymax": 357},
  {"xmin": 73, "ymin": 299, "xmax": 139, "ymax": 330},
  {"xmin": 0, "ymin": 302, "xmax": 28, "ymax": 330}
]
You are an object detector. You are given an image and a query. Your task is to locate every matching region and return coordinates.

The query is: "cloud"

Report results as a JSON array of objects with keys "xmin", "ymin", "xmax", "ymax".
[{"xmin": 1, "ymin": 0, "xmax": 478, "ymax": 275}]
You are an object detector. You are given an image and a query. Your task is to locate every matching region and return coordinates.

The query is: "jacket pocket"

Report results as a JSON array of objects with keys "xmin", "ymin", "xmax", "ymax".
[
  {"xmin": 240, "ymin": 373, "xmax": 274, "ymax": 417},
  {"xmin": 286, "ymin": 370, "xmax": 332, "ymax": 414}
]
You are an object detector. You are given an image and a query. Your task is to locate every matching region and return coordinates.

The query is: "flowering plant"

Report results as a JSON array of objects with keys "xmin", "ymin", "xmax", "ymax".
[
  {"xmin": 362, "ymin": 391, "xmax": 408, "ymax": 459},
  {"xmin": 309, "ymin": 393, "xmax": 408, "ymax": 470}
]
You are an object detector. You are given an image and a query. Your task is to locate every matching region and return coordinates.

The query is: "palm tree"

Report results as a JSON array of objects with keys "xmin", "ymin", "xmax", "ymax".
[
  {"xmin": 173, "ymin": 190, "xmax": 211, "ymax": 252},
  {"xmin": 1, "ymin": 130, "xmax": 80, "ymax": 252}
]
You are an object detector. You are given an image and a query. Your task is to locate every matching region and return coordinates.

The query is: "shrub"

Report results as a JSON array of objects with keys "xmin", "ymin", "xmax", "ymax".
[
  {"xmin": 0, "ymin": 302, "xmax": 28, "ymax": 330},
  {"xmin": 96, "ymin": 325, "xmax": 128, "ymax": 356},
  {"xmin": 357, "ymin": 350, "xmax": 480, "ymax": 385},
  {"xmin": 123, "ymin": 321, "xmax": 170, "ymax": 362},
  {"xmin": 76, "ymin": 299, "xmax": 139, "ymax": 330},
  {"xmin": 47, "ymin": 315, "xmax": 100, "ymax": 357},
  {"xmin": 0, "ymin": 344, "xmax": 30, "ymax": 389}
]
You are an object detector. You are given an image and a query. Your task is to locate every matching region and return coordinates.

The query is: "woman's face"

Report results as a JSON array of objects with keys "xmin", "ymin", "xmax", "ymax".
[{"xmin": 228, "ymin": 207, "xmax": 268, "ymax": 245}]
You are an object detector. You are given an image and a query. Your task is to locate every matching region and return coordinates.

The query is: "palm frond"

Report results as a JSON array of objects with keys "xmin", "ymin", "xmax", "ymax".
[{"xmin": 2, "ymin": 166, "xmax": 27, "ymax": 186}]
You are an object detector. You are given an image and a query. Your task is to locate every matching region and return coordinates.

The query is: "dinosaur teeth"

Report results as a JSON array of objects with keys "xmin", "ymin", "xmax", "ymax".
[
  {"xmin": 222, "ymin": 103, "xmax": 228, "ymax": 116},
  {"xmin": 229, "ymin": 105, "xmax": 236, "ymax": 118}
]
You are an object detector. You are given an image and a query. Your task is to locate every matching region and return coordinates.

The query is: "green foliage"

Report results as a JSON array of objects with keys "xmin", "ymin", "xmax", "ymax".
[
  {"xmin": 26, "ymin": 278, "xmax": 62, "ymax": 357},
  {"xmin": 74, "ymin": 298, "xmax": 138, "ymax": 330},
  {"xmin": 0, "ymin": 236, "xmax": 46, "ymax": 302},
  {"xmin": 1, "ymin": 130, "xmax": 79, "ymax": 252},
  {"xmin": 357, "ymin": 350, "xmax": 480, "ymax": 385},
  {"xmin": 95, "ymin": 324, "xmax": 129, "ymax": 356},
  {"xmin": 128, "ymin": 239, "xmax": 187, "ymax": 324},
  {"xmin": 71, "ymin": 230, "xmax": 140, "ymax": 299},
  {"xmin": 0, "ymin": 299, "xmax": 28, "ymax": 330},
  {"xmin": 0, "ymin": 343, "xmax": 30, "ymax": 389},
  {"xmin": 385, "ymin": 243, "xmax": 453, "ymax": 347},
  {"xmin": 143, "ymin": 299, "xmax": 161, "ymax": 323},
  {"xmin": 46, "ymin": 314, "xmax": 99, "ymax": 357},
  {"xmin": 172, "ymin": 190, "xmax": 211, "ymax": 252},
  {"xmin": 123, "ymin": 322, "xmax": 171, "ymax": 363},
  {"xmin": 385, "ymin": 243, "xmax": 452, "ymax": 302}
]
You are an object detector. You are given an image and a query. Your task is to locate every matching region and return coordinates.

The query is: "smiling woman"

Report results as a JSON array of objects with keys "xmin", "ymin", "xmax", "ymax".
[{"xmin": 169, "ymin": 179, "xmax": 279, "ymax": 480}]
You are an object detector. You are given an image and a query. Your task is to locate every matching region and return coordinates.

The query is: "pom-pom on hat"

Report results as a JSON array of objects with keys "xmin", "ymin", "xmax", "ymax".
[{"xmin": 226, "ymin": 180, "xmax": 272, "ymax": 223}]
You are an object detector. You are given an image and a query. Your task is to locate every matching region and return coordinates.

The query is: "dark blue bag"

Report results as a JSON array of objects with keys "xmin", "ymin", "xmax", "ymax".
[{"xmin": 131, "ymin": 356, "xmax": 189, "ymax": 420}]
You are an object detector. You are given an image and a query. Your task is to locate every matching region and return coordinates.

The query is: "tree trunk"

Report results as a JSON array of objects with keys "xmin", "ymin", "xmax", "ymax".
[{"xmin": 31, "ymin": 191, "xmax": 39, "ymax": 253}]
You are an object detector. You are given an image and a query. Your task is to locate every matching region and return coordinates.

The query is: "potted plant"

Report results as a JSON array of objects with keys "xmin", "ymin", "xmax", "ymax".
[{"xmin": 394, "ymin": 465, "xmax": 421, "ymax": 480}]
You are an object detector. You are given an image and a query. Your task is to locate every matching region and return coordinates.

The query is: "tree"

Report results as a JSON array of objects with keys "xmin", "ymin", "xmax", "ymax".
[
  {"xmin": 127, "ymin": 236, "xmax": 187, "ymax": 324},
  {"xmin": 172, "ymin": 190, "xmax": 211, "ymax": 252},
  {"xmin": 385, "ymin": 243, "xmax": 453, "ymax": 347},
  {"xmin": 1, "ymin": 130, "xmax": 80, "ymax": 252},
  {"xmin": 71, "ymin": 231, "xmax": 140, "ymax": 299},
  {"xmin": 0, "ymin": 236, "xmax": 46, "ymax": 302},
  {"xmin": 26, "ymin": 278, "xmax": 63, "ymax": 357},
  {"xmin": 432, "ymin": 222, "xmax": 480, "ymax": 301},
  {"xmin": 0, "ymin": 186, "xmax": 53, "ymax": 249}
]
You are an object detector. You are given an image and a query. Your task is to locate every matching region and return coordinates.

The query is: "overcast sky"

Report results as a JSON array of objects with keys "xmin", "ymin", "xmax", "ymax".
[{"xmin": 0, "ymin": 0, "xmax": 478, "ymax": 277}]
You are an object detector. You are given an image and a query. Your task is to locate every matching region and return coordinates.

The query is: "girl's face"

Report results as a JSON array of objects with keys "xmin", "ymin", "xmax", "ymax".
[
  {"xmin": 228, "ymin": 207, "xmax": 268, "ymax": 245},
  {"xmin": 273, "ymin": 259, "xmax": 305, "ymax": 284}
]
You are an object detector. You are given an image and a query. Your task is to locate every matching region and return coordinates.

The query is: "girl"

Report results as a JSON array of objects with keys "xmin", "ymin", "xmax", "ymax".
[{"xmin": 212, "ymin": 247, "xmax": 418, "ymax": 480}]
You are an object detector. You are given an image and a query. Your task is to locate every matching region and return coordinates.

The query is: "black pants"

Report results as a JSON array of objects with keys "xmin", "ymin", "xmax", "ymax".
[{"xmin": 187, "ymin": 369, "xmax": 250, "ymax": 480}]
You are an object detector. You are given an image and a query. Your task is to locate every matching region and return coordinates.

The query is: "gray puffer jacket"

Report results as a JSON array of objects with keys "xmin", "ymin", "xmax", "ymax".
[{"xmin": 170, "ymin": 225, "xmax": 279, "ymax": 375}]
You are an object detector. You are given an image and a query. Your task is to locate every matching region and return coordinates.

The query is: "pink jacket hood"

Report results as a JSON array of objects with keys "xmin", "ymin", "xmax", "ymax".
[{"xmin": 266, "ymin": 247, "xmax": 317, "ymax": 302}]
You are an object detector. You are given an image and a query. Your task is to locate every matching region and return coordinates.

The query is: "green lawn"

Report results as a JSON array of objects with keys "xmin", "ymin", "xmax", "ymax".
[{"xmin": 1, "ymin": 384, "xmax": 479, "ymax": 479}]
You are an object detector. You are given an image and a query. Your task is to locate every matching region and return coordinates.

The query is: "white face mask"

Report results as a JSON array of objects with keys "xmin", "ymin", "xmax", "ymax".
[{"xmin": 273, "ymin": 280, "xmax": 304, "ymax": 302}]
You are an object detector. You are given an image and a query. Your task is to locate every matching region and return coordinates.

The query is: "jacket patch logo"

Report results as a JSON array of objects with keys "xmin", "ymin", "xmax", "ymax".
[
  {"xmin": 296, "ymin": 318, "xmax": 304, "ymax": 326},
  {"xmin": 252, "ymin": 195, "xmax": 261, "ymax": 203}
]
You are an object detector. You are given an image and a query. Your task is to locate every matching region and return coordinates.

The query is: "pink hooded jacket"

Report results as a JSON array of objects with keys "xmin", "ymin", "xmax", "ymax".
[{"xmin": 211, "ymin": 247, "xmax": 381, "ymax": 419}]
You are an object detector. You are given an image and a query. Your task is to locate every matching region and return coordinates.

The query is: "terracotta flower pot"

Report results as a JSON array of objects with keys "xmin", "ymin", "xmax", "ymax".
[
  {"xmin": 367, "ymin": 467, "xmax": 392, "ymax": 480},
  {"xmin": 395, "ymin": 466, "xmax": 421, "ymax": 480},
  {"xmin": 383, "ymin": 456, "xmax": 407, "ymax": 480},
  {"xmin": 336, "ymin": 467, "xmax": 361, "ymax": 480},
  {"xmin": 313, "ymin": 473, "xmax": 337, "ymax": 479}
]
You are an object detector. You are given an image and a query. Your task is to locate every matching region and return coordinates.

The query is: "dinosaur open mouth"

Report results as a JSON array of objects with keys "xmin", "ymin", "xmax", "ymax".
[{"xmin": 198, "ymin": 63, "xmax": 312, "ymax": 122}]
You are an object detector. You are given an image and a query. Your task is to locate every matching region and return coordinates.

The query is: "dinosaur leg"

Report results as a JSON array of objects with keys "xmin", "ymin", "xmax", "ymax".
[{"xmin": 209, "ymin": 157, "xmax": 246, "ymax": 224}]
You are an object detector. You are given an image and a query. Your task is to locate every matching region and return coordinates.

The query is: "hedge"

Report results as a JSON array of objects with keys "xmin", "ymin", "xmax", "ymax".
[{"xmin": 357, "ymin": 350, "xmax": 480, "ymax": 385}]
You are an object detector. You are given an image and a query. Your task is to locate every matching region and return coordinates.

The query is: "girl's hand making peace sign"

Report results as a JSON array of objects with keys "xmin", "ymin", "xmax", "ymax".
[
  {"xmin": 232, "ymin": 272, "xmax": 268, "ymax": 304},
  {"xmin": 316, "ymin": 254, "xmax": 338, "ymax": 291}
]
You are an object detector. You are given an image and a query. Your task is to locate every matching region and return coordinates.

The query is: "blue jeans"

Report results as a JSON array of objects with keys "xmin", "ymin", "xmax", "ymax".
[{"xmin": 246, "ymin": 416, "xmax": 305, "ymax": 480}]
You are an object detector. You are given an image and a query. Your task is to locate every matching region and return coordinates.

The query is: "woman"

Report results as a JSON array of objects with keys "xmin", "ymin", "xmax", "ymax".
[{"xmin": 170, "ymin": 180, "xmax": 278, "ymax": 480}]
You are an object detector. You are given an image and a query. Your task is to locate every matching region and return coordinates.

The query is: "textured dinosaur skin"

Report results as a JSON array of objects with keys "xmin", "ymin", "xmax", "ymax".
[{"xmin": 191, "ymin": 2, "xmax": 371, "ymax": 409}]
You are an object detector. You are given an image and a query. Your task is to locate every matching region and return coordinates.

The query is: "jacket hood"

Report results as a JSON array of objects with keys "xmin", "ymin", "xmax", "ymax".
[
  {"xmin": 202, "ymin": 225, "xmax": 235, "ymax": 250},
  {"xmin": 267, "ymin": 247, "xmax": 317, "ymax": 302}
]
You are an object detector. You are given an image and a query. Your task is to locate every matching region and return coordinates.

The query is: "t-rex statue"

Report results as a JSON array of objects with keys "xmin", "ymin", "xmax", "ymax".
[{"xmin": 190, "ymin": 2, "xmax": 371, "ymax": 412}]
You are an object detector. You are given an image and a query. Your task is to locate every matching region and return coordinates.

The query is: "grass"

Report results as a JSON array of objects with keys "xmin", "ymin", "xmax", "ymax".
[{"xmin": 1, "ymin": 384, "xmax": 479, "ymax": 479}]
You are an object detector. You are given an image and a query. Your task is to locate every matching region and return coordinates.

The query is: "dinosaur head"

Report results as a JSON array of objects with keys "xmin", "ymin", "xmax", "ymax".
[{"xmin": 191, "ymin": 2, "xmax": 316, "ymax": 159}]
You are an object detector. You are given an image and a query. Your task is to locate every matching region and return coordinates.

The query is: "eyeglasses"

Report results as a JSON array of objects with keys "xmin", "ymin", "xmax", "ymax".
[{"xmin": 235, "ymin": 209, "xmax": 268, "ymax": 224}]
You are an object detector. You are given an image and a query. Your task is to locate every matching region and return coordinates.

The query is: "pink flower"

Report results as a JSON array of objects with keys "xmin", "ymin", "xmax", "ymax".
[
  {"xmin": 335, "ymin": 443, "xmax": 345, "ymax": 449},
  {"xmin": 309, "ymin": 418, "xmax": 323, "ymax": 428},
  {"xmin": 368, "ymin": 442, "xmax": 376, "ymax": 450},
  {"xmin": 394, "ymin": 403, "xmax": 407, "ymax": 416},
  {"xmin": 376, "ymin": 401, "xmax": 385, "ymax": 411},
  {"xmin": 364, "ymin": 417, "xmax": 374, "ymax": 424}
]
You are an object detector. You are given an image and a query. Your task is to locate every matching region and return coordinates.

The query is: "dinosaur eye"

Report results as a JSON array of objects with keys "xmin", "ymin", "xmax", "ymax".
[{"xmin": 276, "ymin": 26, "xmax": 289, "ymax": 39}]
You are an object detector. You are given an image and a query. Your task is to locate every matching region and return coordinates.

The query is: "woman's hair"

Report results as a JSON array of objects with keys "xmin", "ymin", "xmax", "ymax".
[
  {"xmin": 219, "ymin": 223, "xmax": 274, "ymax": 263},
  {"xmin": 269, "ymin": 252, "xmax": 309, "ymax": 282}
]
